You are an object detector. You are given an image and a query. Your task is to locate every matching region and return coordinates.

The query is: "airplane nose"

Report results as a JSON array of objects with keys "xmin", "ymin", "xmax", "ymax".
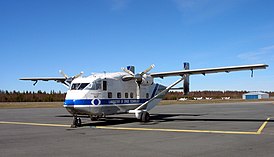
[{"xmin": 64, "ymin": 99, "xmax": 74, "ymax": 106}]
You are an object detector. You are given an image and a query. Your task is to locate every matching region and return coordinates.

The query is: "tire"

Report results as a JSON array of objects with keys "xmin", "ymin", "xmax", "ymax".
[
  {"xmin": 76, "ymin": 118, "xmax": 82, "ymax": 127},
  {"xmin": 141, "ymin": 111, "xmax": 150, "ymax": 122},
  {"xmin": 71, "ymin": 117, "xmax": 77, "ymax": 128},
  {"xmin": 91, "ymin": 116, "xmax": 99, "ymax": 121}
]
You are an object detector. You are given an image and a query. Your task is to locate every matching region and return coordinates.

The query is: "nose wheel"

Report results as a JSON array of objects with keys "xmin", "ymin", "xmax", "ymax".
[{"xmin": 71, "ymin": 116, "xmax": 82, "ymax": 128}]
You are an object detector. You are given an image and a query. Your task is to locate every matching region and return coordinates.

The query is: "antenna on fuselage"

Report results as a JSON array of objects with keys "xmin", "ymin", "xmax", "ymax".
[{"xmin": 103, "ymin": 71, "xmax": 106, "ymax": 79}]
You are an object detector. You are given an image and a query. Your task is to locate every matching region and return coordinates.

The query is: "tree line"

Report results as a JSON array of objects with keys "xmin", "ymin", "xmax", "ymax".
[
  {"xmin": 0, "ymin": 90, "xmax": 273, "ymax": 102},
  {"xmin": 0, "ymin": 90, "xmax": 65, "ymax": 102}
]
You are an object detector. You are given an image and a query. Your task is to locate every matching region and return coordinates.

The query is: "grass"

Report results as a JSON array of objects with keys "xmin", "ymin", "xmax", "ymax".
[
  {"xmin": 0, "ymin": 102, "xmax": 63, "ymax": 109},
  {"xmin": 159, "ymin": 99, "xmax": 274, "ymax": 105}
]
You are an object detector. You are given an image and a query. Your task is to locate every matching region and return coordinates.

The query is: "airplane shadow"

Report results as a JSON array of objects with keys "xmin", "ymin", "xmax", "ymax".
[
  {"xmin": 55, "ymin": 113, "xmax": 274, "ymax": 127},
  {"xmin": 79, "ymin": 113, "xmax": 204, "ymax": 126}
]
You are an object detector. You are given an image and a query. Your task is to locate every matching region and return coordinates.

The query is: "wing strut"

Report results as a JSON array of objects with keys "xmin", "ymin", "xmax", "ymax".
[{"xmin": 129, "ymin": 75, "xmax": 186, "ymax": 118}]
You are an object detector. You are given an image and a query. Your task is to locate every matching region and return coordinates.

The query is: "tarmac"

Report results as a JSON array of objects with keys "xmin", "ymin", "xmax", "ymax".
[{"xmin": 1, "ymin": 101, "xmax": 274, "ymax": 157}]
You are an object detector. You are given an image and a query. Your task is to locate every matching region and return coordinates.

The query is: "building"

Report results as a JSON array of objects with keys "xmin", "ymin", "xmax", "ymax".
[{"xmin": 242, "ymin": 92, "xmax": 269, "ymax": 100}]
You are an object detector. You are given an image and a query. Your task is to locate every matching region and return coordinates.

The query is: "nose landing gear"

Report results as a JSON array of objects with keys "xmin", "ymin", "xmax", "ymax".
[{"xmin": 71, "ymin": 116, "xmax": 82, "ymax": 128}]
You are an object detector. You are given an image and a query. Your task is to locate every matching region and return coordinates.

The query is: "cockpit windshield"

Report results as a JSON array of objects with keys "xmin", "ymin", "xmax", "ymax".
[
  {"xmin": 71, "ymin": 83, "xmax": 89, "ymax": 90},
  {"xmin": 70, "ymin": 80, "xmax": 102, "ymax": 90}
]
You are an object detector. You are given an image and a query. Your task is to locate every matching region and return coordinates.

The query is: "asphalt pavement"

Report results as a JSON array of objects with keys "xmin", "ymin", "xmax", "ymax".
[{"xmin": 1, "ymin": 101, "xmax": 274, "ymax": 157}]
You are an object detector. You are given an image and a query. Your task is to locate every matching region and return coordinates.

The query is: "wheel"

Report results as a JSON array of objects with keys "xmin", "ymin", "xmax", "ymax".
[
  {"xmin": 141, "ymin": 111, "xmax": 150, "ymax": 122},
  {"xmin": 71, "ymin": 117, "xmax": 77, "ymax": 128},
  {"xmin": 90, "ymin": 115, "xmax": 100, "ymax": 121},
  {"xmin": 76, "ymin": 118, "xmax": 82, "ymax": 127},
  {"xmin": 71, "ymin": 117, "xmax": 82, "ymax": 128}
]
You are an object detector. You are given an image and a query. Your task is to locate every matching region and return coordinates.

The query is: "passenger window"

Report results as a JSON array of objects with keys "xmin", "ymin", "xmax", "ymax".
[
  {"xmin": 108, "ymin": 92, "xmax": 112, "ymax": 98},
  {"xmin": 125, "ymin": 93, "xmax": 128, "ymax": 98},
  {"xmin": 130, "ymin": 92, "xmax": 134, "ymax": 98},
  {"xmin": 103, "ymin": 81, "xmax": 107, "ymax": 91},
  {"xmin": 117, "ymin": 92, "xmax": 121, "ymax": 98}
]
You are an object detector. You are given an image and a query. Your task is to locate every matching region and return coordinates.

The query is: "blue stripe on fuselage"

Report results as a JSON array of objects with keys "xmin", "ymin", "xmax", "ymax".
[{"xmin": 64, "ymin": 98, "xmax": 150, "ymax": 106}]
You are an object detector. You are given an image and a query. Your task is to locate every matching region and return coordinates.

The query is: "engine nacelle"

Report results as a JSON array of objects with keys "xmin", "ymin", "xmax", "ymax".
[{"xmin": 141, "ymin": 74, "xmax": 153, "ymax": 86}]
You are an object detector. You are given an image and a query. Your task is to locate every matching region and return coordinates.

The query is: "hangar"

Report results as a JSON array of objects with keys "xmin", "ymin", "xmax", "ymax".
[{"xmin": 242, "ymin": 92, "xmax": 269, "ymax": 100}]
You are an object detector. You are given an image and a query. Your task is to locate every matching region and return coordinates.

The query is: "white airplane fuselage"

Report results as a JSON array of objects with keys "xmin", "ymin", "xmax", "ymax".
[{"xmin": 64, "ymin": 72, "xmax": 166, "ymax": 116}]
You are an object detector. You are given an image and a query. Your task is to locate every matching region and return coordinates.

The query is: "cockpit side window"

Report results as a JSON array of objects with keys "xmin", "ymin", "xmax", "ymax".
[
  {"xmin": 86, "ymin": 83, "xmax": 96, "ymax": 90},
  {"xmin": 95, "ymin": 80, "xmax": 101, "ymax": 90},
  {"xmin": 85, "ymin": 80, "xmax": 102, "ymax": 90}
]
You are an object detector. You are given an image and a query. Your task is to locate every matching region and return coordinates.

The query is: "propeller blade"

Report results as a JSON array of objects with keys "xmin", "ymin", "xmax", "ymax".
[
  {"xmin": 59, "ymin": 70, "xmax": 68, "ymax": 78},
  {"xmin": 141, "ymin": 64, "xmax": 155, "ymax": 76},
  {"xmin": 74, "ymin": 71, "xmax": 84, "ymax": 79},
  {"xmin": 121, "ymin": 67, "xmax": 135, "ymax": 76}
]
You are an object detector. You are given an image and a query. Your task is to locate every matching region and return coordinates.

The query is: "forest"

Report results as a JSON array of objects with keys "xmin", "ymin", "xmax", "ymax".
[
  {"xmin": 0, "ymin": 90, "xmax": 273, "ymax": 102},
  {"xmin": 0, "ymin": 90, "xmax": 65, "ymax": 102}
]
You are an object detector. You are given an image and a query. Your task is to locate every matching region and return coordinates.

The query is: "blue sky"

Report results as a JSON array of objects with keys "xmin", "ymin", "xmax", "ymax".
[{"xmin": 0, "ymin": 0, "xmax": 274, "ymax": 92}]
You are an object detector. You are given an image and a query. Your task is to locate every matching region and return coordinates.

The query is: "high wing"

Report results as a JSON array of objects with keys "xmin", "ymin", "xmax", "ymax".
[
  {"xmin": 150, "ymin": 64, "xmax": 268, "ymax": 78},
  {"xmin": 20, "ymin": 71, "xmax": 83, "ymax": 87},
  {"xmin": 20, "ymin": 77, "xmax": 67, "ymax": 86},
  {"xmin": 20, "ymin": 77, "xmax": 66, "ymax": 82}
]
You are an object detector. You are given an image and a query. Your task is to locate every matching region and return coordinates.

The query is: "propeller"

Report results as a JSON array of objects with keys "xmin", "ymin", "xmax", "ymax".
[
  {"xmin": 59, "ymin": 70, "xmax": 84, "ymax": 84},
  {"xmin": 141, "ymin": 64, "xmax": 155, "ymax": 76},
  {"xmin": 122, "ymin": 64, "xmax": 155, "ymax": 99},
  {"xmin": 59, "ymin": 70, "xmax": 69, "ymax": 78},
  {"xmin": 122, "ymin": 64, "xmax": 155, "ymax": 80}
]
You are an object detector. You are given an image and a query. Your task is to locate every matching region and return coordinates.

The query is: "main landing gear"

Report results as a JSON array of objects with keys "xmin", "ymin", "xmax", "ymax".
[
  {"xmin": 129, "ymin": 110, "xmax": 151, "ymax": 122},
  {"xmin": 71, "ymin": 116, "xmax": 82, "ymax": 128},
  {"xmin": 140, "ymin": 111, "xmax": 150, "ymax": 122},
  {"xmin": 90, "ymin": 115, "xmax": 101, "ymax": 121}
]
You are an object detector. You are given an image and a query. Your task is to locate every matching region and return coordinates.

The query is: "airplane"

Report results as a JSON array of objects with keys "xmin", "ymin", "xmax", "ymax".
[{"xmin": 20, "ymin": 63, "xmax": 268, "ymax": 127}]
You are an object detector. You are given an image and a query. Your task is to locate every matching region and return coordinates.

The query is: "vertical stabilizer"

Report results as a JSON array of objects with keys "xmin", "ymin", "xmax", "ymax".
[{"xmin": 127, "ymin": 66, "xmax": 135, "ymax": 74}]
